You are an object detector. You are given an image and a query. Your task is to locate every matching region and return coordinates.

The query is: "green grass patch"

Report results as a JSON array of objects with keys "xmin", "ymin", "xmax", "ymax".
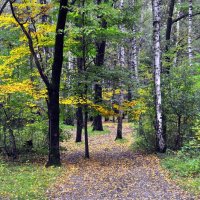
[
  {"xmin": 161, "ymin": 153, "xmax": 200, "ymax": 195},
  {"xmin": 88, "ymin": 126, "xmax": 110, "ymax": 136},
  {"xmin": 115, "ymin": 138, "xmax": 129, "ymax": 143},
  {"xmin": 0, "ymin": 161, "xmax": 62, "ymax": 199}
]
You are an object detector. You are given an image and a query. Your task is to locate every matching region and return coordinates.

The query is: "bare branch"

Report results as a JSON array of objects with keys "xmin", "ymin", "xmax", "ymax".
[
  {"xmin": 172, "ymin": 12, "xmax": 200, "ymax": 24},
  {"xmin": 0, "ymin": 0, "xmax": 9, "ymax": 15}
]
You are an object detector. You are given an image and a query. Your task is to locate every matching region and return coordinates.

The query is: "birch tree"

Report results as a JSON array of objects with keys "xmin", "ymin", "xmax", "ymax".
[
  {"xmin": 152, "ymin": 0, "xmax": 166, "ymax": 152},
  {"xmin": 188, "ymin": 0, "xmax": 193, "ymax": 66}
]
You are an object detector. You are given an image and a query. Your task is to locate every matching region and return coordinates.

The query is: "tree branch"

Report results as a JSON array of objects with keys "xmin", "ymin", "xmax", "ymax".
[
  {"xmin": 9, "ymin": 1, "xmax": 50, "ymax": 89},
  {"xmin": 172, "ymin": 12, "xmax": 200, "ymax": 24},
  {"xmin": 0, "ymin": 0, "xmax": 9, "ymax": 15}
]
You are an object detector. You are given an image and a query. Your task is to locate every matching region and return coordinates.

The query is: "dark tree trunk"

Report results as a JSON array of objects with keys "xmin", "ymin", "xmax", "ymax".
[
  {"xmin": 10, "ymin": 0, "xmax": 70, "ymax": 166},
  {"xmin": 46, "ymin": 89, "xmax": 61, "ymax": 166},
  {"xmin": 89, "ymin": 116, "xmax": 93, "ymax": 122},
  {"xmin": 93, "ymin": 42, "xmax": 105, "ymax": 131},
  {"xmin": 75, "ymin": 56, "xmax": 84, "ymax": 141},
  {"xmin": 175, "ymin": 115, "xmax": 182, "ymax": 150},
  {"xmin": 76, "ymin": 107, "xmax": 83, "ymax": 142},
  {"xmin": 64, "ymin": 107, "xmax": 74, "ymax": 126},
  {"xmin": 84, "ymin": 105, "xmax": 89, "ymax": 158},
  {"xmin": 93, "ymin": 1, "xmax": 107, "ymax": 131},
  {"xmin": 105, "ymin": 116, "xmax": 109, "ymax": 122},
  {"xmin": 93, "ymin": 77, "xmax": 104, "ymax": 130},
  {"xmin": 163, "ymin": 0, "xmax": 175, "ymax": 144},
  {"xmin": 8, "ymin": 128, "xmax": 17, "ymax": 159},
  {"xmin": 46, "ymin": 0, "xmax": 69, "ymax": 167},
  {"xmin": 116, "ymin": 115, "xmax": 123, "ymax": 140}
]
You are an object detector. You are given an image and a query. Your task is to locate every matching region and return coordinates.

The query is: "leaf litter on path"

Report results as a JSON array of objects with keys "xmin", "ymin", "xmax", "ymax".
[{"xmin": 47, "ymin": 123, "xmax": 198, "ymax": 200}]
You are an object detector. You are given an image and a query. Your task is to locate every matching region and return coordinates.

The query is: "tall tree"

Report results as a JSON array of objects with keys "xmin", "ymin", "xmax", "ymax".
[
  {"xmin": 9, "ymin": 0, "xmax": 71, "ymax": 166},
  {"xmin": 188, "ymin": 0, "xmax": 193, "ymax": 66},
  {"xmin": 116, "ymin": 0, "xmax": 125, "ymax": 140},
  {"xmin": 76, "ymin": 58, "xmax": 84, "ymax": 142},
  {"xmin": 93, "ymin": 0, "xmax": 107, "ymax": 131},
  {"xmin": 152, "ymin": 0, "xmax": 166, "ymax": 152}
]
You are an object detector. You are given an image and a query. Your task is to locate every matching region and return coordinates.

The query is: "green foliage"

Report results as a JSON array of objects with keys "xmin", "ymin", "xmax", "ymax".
[
  {"xmin": 88, "ymin": 125, "xmax": 110, "ymax": 136},
  {"xmin": 161, "ymin": 145, "xmax": 200, "ymax": 195},
  {"xmin": 59, "ymin": 123, "xmax": 73, "ymax": 142},
  {"xmin": 0, "ymin": 160, "xmax": 62, "ymax": 199}
]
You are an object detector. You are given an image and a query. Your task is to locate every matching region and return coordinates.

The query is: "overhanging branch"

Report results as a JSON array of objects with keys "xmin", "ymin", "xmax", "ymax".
[
  {"xmin": 9, "ymin": 0, "xmax": 50, "ymax": 89},
  {"xmin": 172, "ymin": 12, "xmax": 200, "ymax": 24}
]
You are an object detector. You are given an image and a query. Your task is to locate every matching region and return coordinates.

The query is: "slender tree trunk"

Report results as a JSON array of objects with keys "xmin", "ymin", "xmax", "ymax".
[
  {"xmin": 84, "ymin": 105, "xmax": 89, "ymax": 158},
  {"xmin": 105, "ymin": 116, "xmax": 109, "ymax": 122},
  {"xmin": 131, "ymin": 26, "xmax": 139, "ymax": 84},
  {"xmin": 116, "ymin": 90, "xmax": 124, "ymax": 140},
  {"xmin": 162, "ymin": 0, "xmax": 175, "ymax": 147},
  {"xmin": 75, "ymin": 57, "xmax": 84, "ymax": 142},
  {"xmin": 174, "ymin": 0, "xmax": 181, "ymax": 65},
  {"xmin": 152, "ymin": 0, "xmax": 166, "ymax": 153},
  {"xmin": 175, "ymin": 115, "xmax": 182, "ymax": 150},
  {"xmin": 116, "ymin": 0, "xmax": 125, "ymax": 139},
  {"xmin": 165, "ymin": 0, "xmax": 175, "ymax": 73},
  {"xmin": 131, "ymin": 0, "xmax": 139, "ymax": 85},
  {"xmin": 8, "ymin": 128, "xmax": 17, "ymax": 159},
  {"xmin": 76, "ymin": 107, "xmax": 83, "ymax": 142},
  {"xmin": 93, "ymin": 84, "xmax": 104, "ymax": 131},
  {"xmin": 188, "ymin": 0, "xmax": 193, "ymax": 66}
]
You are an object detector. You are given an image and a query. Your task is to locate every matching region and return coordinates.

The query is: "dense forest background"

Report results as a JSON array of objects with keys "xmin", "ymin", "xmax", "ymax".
[{"xmin": 0, "ymin": 0, "xmax": 200, "ymax": 199}]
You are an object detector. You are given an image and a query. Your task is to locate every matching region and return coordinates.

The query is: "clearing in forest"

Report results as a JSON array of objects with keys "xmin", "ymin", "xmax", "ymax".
[{"xmin": 47, "ymin": 123, "xmax": 197, "ymax": 200}]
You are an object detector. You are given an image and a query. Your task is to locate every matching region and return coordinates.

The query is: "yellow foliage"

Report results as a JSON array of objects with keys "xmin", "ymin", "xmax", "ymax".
[
  {"xmin": 60, "ymin": 96, "xmax": 93, "ymax": 105},
  {"xmin": 0, "ymin": 14, "xmax": 19, "ymax": 28},
  {"xmin": 0, "ymin": 80, "xmax": 33, "ymax": 95}
]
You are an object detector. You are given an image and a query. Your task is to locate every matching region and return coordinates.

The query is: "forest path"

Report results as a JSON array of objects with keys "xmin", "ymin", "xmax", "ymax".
[{"xmin": 47, "ymin": 123, "xmax": 196, "ymax": 200}]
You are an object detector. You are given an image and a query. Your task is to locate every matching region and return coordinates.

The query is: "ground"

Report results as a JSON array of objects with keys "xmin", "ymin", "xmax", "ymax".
[{"xmin": 47, "ymin": 123, "xmax": 198, "ymax": 200}]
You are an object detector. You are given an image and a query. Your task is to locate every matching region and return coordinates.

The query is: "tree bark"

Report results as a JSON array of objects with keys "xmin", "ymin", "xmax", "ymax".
[
  {"xmin": 175, "ymin": 115, "xmax": 182, "ymax": 150},
  {"xmin": 93, "ymin": 0, "xmax": 107, "ymax": 131},
  {"xmin": 165, "ymin": 0, "xmax": 175, "ymax": 73},
  {"xmin": 116, "ymin": 0, "xmax": 125, "ymax": 139},
  {"xmin": 116, "ymin": 90, "xmax": 123, "ymax": 140},
  {"xmin": 84, "ymin": 105, "xmax": 89, "ymax": 158},
  {"xmin": 10, "ymin": 0, "xmax": 71, "ymax": 166},
  {"xmin": 76, "ymin": 106, "xmax": 83, "ymax": 142},
  {"xmin": 174, "ymin": 0, "xmax": 181, "ymax": 65},
  {"xmin": 46, "ymin": 0, "xmax": 69, "ymax": 166},
  {"xmin": 75, "ymin": 57, "xmax": 84, "ymax": 142},
  {"xmin": 93, "ymin": 83, "xmax": 104, "ymax": 131},
  {"xmin": 188, "ymin": 0, "xmax": 193, "ymax": 66},
  {"xmin": 152, "ymin": 0, "xmax": 166, "ymax": 153}
]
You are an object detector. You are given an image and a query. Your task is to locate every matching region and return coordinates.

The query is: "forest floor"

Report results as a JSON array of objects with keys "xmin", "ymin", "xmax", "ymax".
[{"xmin": 47, "ymin": 122, "xmax": 198, "ymax": 200}]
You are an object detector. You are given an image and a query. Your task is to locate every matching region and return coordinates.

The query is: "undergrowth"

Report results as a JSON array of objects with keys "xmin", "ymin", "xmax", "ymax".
[
  {"xmin": 0, "ymin": 160, "xmax": 62, "ymax": 199},
  {"xmin": 161, "ymin": 146, "xmax": 200, "ymax": 195}
]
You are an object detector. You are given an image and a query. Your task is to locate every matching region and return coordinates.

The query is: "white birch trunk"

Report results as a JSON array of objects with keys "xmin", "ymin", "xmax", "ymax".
[
  {"xmin": 131, "ymin": 25, "xmax": 139, "ymax": 84},
  {"xmin": 132, "ymin": 0, "xmax": 139, "ymax": 84},
  {"xmin": 152, "ymin": 0, "xmax": 166, "ymax": 152},
  {"xmin": 188, "ymin": 0, "xmax": 193, "ymax": 66},
  {"xmin": 174, "ymin": 0, "xmax": 181, "ymax": 65}
]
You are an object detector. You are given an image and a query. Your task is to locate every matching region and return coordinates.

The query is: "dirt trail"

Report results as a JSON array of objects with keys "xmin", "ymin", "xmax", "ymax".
[{"xmin": 47, "ymin": 123, "xmax": 196, "ymax": 200}]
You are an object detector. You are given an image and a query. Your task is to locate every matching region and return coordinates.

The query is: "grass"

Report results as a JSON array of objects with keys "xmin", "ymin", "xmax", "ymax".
[
  {"xmin": 161, "ymin": 153, "xmax": 200, "ymax": 195},
  {"xmin": 0, "ymin": 160, "xmax": 62, "ymax": 200},
  {"xmin": 88, "ymin": 126, "xmax": 110, "ymax": 136},
  {"xmin": 115, "ymin": 138, "xmax": 129, "ymax": 143}
]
